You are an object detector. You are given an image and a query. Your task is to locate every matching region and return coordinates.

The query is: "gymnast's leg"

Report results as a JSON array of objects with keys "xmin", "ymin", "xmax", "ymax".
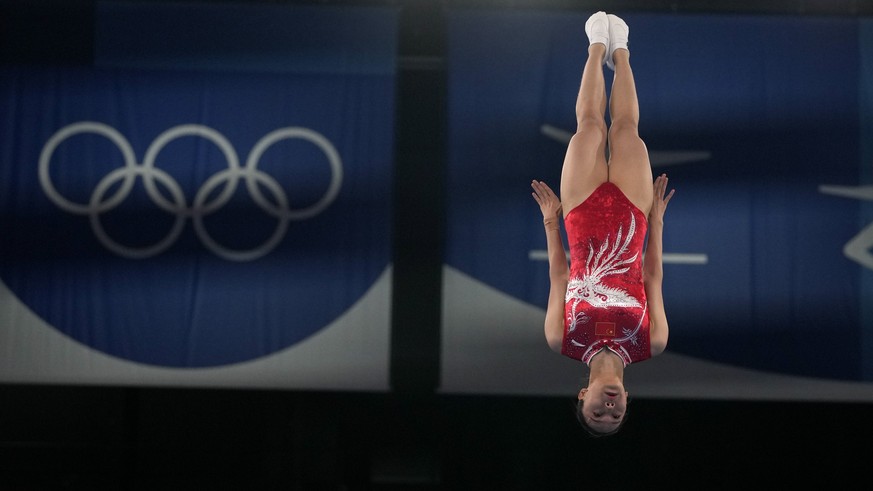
[
  {"xmin": 559, "ymin": 13, "xmax": 610, "ymax": 216},
  {"xmin": 605, "ymin": 15, "xmax": 654, "ymax": 217}
]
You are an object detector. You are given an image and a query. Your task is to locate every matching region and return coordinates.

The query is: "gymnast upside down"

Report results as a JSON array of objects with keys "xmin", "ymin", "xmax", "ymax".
[{"xmin": 531, "ymin": 11, "xmax": 674, "ymax": 437}]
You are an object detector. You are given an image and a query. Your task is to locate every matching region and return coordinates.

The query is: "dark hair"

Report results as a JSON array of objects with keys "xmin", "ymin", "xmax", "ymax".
[{"xmin": 575, "ymin": 394, "xmax": 630, "ymax": 437}]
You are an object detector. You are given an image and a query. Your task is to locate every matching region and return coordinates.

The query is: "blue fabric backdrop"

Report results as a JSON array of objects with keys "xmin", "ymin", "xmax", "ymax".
[
  {"xmin": 0, "ymin": 3, "xmax": 396, "ymax": 369},
  {"xmin": 858, "ymin": 19, "xmax": 873, "ymax": 380},
  {"xmin": 444, "ymin": 11, "xmax": 864, "ymax": 383}
]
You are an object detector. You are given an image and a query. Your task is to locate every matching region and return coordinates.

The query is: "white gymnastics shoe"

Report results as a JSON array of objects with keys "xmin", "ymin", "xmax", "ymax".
[
  {"xmin": 585, "ymin": 11, "xmax": 609, "ymax": 63},
  {"xmin": 606, "ymin": 13, "xmax": 629, "ymax": 71}
]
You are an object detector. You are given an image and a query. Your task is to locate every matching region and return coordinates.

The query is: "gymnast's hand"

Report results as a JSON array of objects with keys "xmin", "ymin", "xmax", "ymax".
[
  {"xmin": 531, "ymin": 180, "xmax": 563, "ymax": 220},
  {"xmin": 650, "ymin": 174, "xmax": 675, "ymax": 225}
]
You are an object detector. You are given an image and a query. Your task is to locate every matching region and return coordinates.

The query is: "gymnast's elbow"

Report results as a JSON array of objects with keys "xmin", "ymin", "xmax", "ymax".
[
  {"xmin": 650, "ymin": 336, "xmax": 668, "ymax": 357},
  {"xmin": 544, "ymin": 322, "xmax": 564, "ymax": 353}
]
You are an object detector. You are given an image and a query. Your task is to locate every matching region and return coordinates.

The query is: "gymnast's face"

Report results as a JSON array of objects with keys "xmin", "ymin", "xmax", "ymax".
[{"xmin": 578, "ymin": 385, "xmax": 628, "ymax": 434}]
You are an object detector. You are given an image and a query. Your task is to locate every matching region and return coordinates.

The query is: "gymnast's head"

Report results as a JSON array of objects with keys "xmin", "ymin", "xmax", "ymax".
[{"xmin": 576, "ymin": 381, "xmax": 629, "ymax": 437}]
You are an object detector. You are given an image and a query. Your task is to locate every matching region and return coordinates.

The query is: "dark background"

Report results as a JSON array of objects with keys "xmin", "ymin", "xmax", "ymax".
[{"xmin": 2, "ymin": 1, "xmax": 872, "ymax": 489}]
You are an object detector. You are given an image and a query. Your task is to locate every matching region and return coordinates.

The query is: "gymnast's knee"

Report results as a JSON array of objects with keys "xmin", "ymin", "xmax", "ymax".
[
  {"xmin": 575, "ymin": 117, "xmax": 606, "ymax": 142},
  {"xmin": 607, "ymin": 119, "xmax": 640, "ymax": 143}
]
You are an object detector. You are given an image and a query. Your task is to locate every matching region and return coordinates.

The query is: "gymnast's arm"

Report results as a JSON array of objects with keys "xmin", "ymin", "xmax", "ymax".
[
  {"xmin": 531, "ymin": 180, "xmax": 568, "ymax": 353},
  {"xmin": 644, "ymin": 174, "xmax": 675, "ymax": 357}
]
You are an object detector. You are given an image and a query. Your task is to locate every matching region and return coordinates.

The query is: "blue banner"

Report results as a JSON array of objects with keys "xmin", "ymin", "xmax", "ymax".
[
  {"xmin": 441, "ymin": 10, "xmax": 870, "ymax": 398},
  {"xmin": 858, "ymin": 19, "xmax": 873, "ymax": 380},
  {"xmin": 0, "ymin": 2, "xmax": 397, "ymax": 382}
]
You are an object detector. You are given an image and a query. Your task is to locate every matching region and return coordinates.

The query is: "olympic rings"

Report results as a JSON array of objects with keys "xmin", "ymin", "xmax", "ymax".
[{"xmin": 38, "ymin": 122, "xmax": 343, "ymax": 261}]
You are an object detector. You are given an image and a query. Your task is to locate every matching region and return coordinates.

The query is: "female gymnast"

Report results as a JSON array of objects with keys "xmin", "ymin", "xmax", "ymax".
[{"xmin": 531, "ymin": 11, "xmax": 674, "ymax": 436}]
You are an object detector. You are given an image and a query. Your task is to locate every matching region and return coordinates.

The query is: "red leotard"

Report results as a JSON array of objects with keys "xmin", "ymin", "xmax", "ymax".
[{"xmin": 562, "ymin": 182, "xmax": 651, "ymax": 366}]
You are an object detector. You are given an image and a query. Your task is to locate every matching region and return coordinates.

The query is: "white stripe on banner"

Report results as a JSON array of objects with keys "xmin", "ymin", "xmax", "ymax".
[
  {"xmin": 528, "ymin": 250, "xmax": 708, "ymax": 265},
  {"xmin": 0, "ymin": 268, "xmax": 392, "ymax": 390}
]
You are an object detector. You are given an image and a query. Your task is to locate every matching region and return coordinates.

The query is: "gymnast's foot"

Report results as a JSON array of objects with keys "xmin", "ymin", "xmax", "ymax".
[
  {"xmin": 606, "ymin": 13, "xmax": 629, "ymax": 71},
  {"xmin": 585, "ymin": 11, "xmax": 609, "ymax": 63}
]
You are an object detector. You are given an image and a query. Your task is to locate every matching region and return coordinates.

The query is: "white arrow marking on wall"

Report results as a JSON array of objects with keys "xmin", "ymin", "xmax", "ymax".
[{"xmin": 819, "ymin": 184, "xmax": 873, "ymax": 270}]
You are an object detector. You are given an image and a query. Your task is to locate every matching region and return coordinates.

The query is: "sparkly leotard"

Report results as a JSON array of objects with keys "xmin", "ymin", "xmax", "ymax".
[{"xmin": 562, "ymin": 182, "xmax": 651, "ymax": 366}]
